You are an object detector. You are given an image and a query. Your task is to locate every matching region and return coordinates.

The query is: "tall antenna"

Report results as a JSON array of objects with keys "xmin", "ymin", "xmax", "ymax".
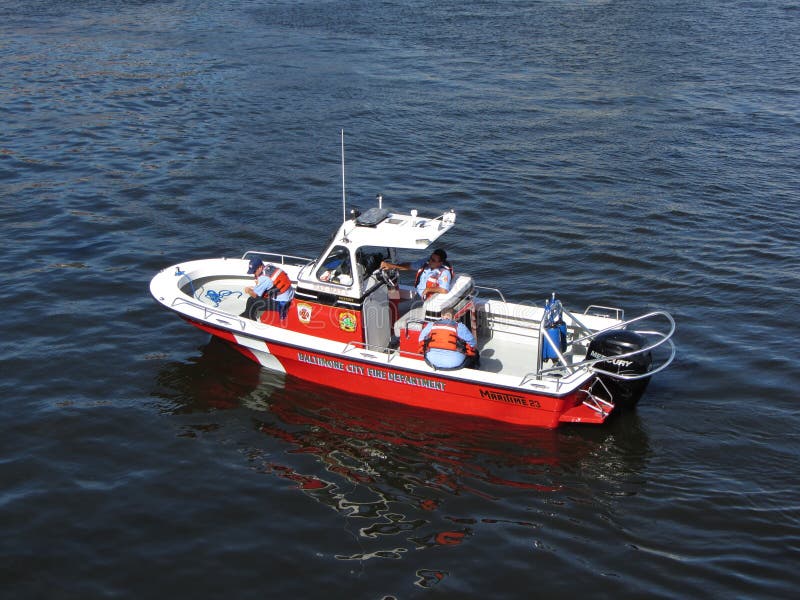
[{"xmin": 341, "ymin": 129, "xmax": 346, "ymax": 223}]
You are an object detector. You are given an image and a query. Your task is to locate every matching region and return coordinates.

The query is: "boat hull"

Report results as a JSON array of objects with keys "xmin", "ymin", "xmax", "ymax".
[
  {"xmin": 151, "ymin": 207, "xmax": 674, "ymax": 429},
  {"xmin": 184, "ymin": 317, "xmax": 606, "ymax": 429}
]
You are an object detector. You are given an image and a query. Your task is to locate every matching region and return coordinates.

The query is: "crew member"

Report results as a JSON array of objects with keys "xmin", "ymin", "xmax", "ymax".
[
  {"xmin": 418, "ymin": 308, "xmax": 477, "ymax": 370},
  {"xmin": 241, "ymin": 257, "xmax": 294, "ymax": 321},
  {"xmin": 381, "ymin": 248, "xmax": 453, "ymax": 300}
]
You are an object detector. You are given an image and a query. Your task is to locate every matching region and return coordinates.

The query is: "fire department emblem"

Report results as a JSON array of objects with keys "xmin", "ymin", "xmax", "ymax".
[
  {"xmin": 338, "ymin": 312, "xmax": 357, "ymax": 332},
  {"xmin": 296, "ymin": 303, "xmax": 313, "ymax": 324}
]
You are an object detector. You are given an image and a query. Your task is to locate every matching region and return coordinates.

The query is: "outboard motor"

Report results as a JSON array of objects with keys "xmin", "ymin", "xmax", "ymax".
[{"xmin": 586, "ymin": 330, "xmax": 652, "ymax": 410}]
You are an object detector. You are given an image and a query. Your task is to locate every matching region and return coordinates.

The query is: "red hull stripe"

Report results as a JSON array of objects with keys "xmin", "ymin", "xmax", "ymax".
[
  {"xmin": 185, "ymin": 318, "xmax": 597, "ymax": 428},
  {"xmin": 270, "ymin": 345, "xmax": 576, "ymax": 428},
  {"xmin": 184, "ymin": 318, "xmax": 262, "ymax": 363}
]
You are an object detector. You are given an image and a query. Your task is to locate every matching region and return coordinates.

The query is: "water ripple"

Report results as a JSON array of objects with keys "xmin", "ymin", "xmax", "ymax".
[{"xmin": 2, "ymin": 0, "xmax": 800, "ymax": 597}]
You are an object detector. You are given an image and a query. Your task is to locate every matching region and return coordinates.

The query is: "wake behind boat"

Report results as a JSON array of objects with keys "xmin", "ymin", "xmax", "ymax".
[{"xmin": 150, "ymin": 199, "xmax": 675, "ymax": 429}]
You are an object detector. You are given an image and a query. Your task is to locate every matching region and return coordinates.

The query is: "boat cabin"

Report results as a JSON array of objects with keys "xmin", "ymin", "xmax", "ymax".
[{"xmin": 259, "ymin": 206, "xmax": 473, "ymax": 355}]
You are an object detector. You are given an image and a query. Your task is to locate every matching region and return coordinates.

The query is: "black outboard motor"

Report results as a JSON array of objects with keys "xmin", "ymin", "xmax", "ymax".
[{"xmin": 586, "ymin": 330, "xmax": 652, "ymax": 410}]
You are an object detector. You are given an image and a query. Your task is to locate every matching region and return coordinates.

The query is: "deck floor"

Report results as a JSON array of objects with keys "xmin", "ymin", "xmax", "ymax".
[
  {"xmin": 477, "ymin": 332, "xmax": 590, "ymax": 378},
  {"xmin": 477, "ymin": 335, "xmax": 539, "ymax": 377}
]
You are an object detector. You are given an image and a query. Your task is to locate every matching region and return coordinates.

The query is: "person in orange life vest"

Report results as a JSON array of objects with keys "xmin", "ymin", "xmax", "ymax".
[
  {"xmin": 241, "ymin": 257, "xmax": 294, "ymax": 320},
  {"xmin": 380, "ymin": 248, "xmax": 453, "ymax": 300},
  {"xmin": 418, "ymin": 308, "xmax": 477, "ymax": 370}
]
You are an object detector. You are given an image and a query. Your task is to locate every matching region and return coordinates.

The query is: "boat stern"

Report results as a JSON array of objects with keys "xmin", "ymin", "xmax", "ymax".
[{"xmin": 557, "ymin": 401, "xmax": 612, "ymax": 425}]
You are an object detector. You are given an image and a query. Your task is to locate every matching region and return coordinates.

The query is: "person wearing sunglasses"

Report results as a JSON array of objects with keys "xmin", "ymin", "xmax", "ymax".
[{"xmin": 381, "ymin": 248, "xmax": 453, "ymax": 300}]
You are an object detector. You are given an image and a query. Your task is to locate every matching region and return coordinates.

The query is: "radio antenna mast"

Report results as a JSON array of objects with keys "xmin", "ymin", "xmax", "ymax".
[{"xmin": 341, "ymin": 129, "xmax": 346, "ymax": 223}]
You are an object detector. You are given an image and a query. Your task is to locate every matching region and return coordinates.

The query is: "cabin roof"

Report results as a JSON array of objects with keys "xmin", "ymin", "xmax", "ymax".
[{"xmin": 334, "ymin": 208, "xmax": 456, "ymax": 250}]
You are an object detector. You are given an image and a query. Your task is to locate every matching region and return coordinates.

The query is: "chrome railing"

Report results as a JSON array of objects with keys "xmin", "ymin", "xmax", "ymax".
[
  {"xmin": 521, "ymin": 310, "xmax": 676, "ymax": 385},
  {"xmin": 341, "ymin": 340, "xmax": 423, "ymax": 363},
  {"xmin": 170, "ymin": 297, "xmax": 248, "ymax": 331},
  {"xmin": 241, "ymin": 250, "xmax": 314, "ymax": 266},
  {"xmin": 472, "ymin": 285, "xmax": 506, "ymax": 303}
]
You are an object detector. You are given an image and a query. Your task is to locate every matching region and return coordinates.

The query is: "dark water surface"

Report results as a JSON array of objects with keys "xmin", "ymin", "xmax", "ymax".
[{"xmin": 2, "ymin": 1, "xmax": 799, "ymax": 598}]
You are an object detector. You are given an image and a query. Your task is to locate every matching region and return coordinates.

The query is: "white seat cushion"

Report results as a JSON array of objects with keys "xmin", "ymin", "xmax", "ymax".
[{"xmin": 424, "ymin": 275, "xmax": 474, "ymax": 315}]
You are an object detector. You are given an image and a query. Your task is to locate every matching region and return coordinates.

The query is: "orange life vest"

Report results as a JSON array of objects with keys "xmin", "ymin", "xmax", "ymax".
[
  {"xmin": 262, "ymin": 265, "xmax": 291, "ymax": 297},
  {"xmin": 420, "ymin": 319, "xmax": 475, "ymax": 356}
]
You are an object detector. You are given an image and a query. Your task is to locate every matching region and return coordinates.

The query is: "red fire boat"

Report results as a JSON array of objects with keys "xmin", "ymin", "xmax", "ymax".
[{"xmin": 150, "ymin": 202, "xmax": 675, "ymax": 428}]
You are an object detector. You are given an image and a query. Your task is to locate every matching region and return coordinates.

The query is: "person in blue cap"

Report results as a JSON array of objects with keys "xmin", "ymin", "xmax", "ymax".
[{"xmin": 240, "ymin": 257, "xmax": 294, "ymax": 321}]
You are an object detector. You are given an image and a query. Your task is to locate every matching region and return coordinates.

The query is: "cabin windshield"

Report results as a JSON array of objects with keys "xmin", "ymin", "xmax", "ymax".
[
  {"xmin": 355, "ymin": 246, "xmax": 392, "ymax": 277},
  {"xmin": 316, "ymin": 245, "xmax": 353, "ymax": 285}
]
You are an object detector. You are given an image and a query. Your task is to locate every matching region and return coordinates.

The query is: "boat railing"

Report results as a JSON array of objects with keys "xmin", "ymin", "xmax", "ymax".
[
  {"xmin": 520, "ymin": 310, "xmax": 676, "ymax": 386},
  {"xmin": 583, "ymin": 305, "xmax": 625, "ymax": 320},
  {"xmin": 241, "ymin": 250, "xmax": 314, "ymax": 267},
  {"xmin": 588, "ymin": 331, "xmax": 677, "ymax": 381},
  {"xmin": 472, "ymin": 285, "xmax": 506, "ymax": 303},
  {"xmin": 170, "ymin": 297, "xmax": 248, "ymax": 331},
  {"xmin": 579, "ymin": 378, "xmax": 615, "ymax": 417},
  {"xmin": 342, "ymin": 340, "xmax": 422, "ymax": 363},
  {"xmin": 416, "ymin": 209, "xmax": 457, "ymax": 232},
  {"xmin": 556, "ymin": 304, "xmax": 626, "ymax": 345}
]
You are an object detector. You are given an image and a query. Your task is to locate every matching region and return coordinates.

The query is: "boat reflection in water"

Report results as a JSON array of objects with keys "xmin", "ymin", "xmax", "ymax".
[{"xmin": 153, "ymin": 338, "xmax": 650, "ymax": 586}]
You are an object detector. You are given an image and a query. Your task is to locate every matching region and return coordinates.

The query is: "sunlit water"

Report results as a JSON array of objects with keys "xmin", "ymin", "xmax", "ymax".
[{"xmin": 1, "ymin": 1, "xmax": 799, "ymax": 598}]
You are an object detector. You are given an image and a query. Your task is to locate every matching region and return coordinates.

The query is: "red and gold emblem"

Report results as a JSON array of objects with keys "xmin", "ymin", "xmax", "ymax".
[{"xmin": 338, "ymin": 311, "xmax": 357, "ymax": 332}]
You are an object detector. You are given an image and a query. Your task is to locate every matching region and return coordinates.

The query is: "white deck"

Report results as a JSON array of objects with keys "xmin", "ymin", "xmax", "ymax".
[
  {"xmin": 478, "ymin": 334, "xmax": 537, "ymax": 377},
  {"xmin": 174, "ymin": 272, "xmax": 597, "ymax": 382}
]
